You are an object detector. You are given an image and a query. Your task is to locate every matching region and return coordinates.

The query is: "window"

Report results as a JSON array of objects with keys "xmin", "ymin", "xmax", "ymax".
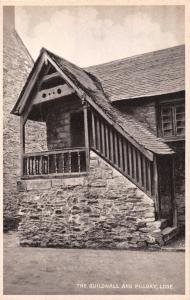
[{"xmin": 159, "ymin": 102, "xmax": 185, "ymax": 139}]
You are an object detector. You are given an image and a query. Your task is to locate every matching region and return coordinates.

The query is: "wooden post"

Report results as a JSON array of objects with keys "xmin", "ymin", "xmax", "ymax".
[
  {"xmin": 119, "ymin": 136, "xmax": 124, "ymax": 171},
  {"xmin": 105, "ymin": 125, "xmax": 110, "ymax": 160},
  {"xmin": 128, "ymin": 143, "xmax": 133, "ymax": 178},
  {"xmin": 132, "ymin": 147, "xmax": 137, "ymax": 182},
  {"xmin": 171, "ymin": 156, "xmax": 178, "ymax": 227},
  {"xmin": 153, "ymin": 156, "xmax": 161, "ymax": 219},
  {"xmin": 101, "ymin": 121, "xmax": 106, "ymax": 156},
  {"xmin": 137, "ymin": 151, "xmax": 142, "ymax": 186},
  {"xmin": 142, "ymin": 156, "xmax": 147, "ymax": 191},
  {"xmin": 114, "ymin": 132, "xmax": 119, "ymax": 167},
  {"xmin": 123, "ymin": 141, "xmax": 128, "ymax": 175},
  {"xmin": 91, "ymin": 111, "xmax": 96, "ymax": 149},
  {"xmin": 20, "ymin": 116, "xmax": 25, "ymax": 177},
  {"xmin": 83, "ymin": 102, "xmax": 90, "ymax": 172},
  {"xmin": 96, "ymin": 117, "xmax": 101, "ymax": 151},
  {"xmin": 110, "ymin": 129, "xmax": 114, "ymax": 163}
]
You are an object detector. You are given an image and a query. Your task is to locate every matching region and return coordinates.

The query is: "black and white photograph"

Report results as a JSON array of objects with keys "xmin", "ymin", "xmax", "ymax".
[{"xmin": 2, "ymin": 2, "xmax": 188, "ymax": 297}]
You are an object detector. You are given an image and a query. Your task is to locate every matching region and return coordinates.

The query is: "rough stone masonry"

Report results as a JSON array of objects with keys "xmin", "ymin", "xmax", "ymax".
[
  {"xmin": 17, "ymin": 152, "xmax": 164, "ymax": 249},
  {"xmin": 3, "ymin": 7, "xmax": 47, "ymax": 230}
]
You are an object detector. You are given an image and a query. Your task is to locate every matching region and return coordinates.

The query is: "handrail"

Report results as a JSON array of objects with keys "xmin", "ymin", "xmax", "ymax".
[{"xmin": 23, "ymin": 147, "xmax": 87, "ymax": 157}]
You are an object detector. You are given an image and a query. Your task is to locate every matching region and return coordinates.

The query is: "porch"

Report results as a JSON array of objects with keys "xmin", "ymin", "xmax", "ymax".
[{"xmin": 15, "ymin": 58, "xmax": 177, "ymax": 229}]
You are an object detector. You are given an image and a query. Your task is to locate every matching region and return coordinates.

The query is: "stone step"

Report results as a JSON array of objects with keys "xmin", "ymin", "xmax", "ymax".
[
  {"xmin": 160, "ymin": 219, "xmax": 168, "ymax": 230},
  {"xmin": 162, "ymin": 226, "xmax": 178, "ymax": 243}
]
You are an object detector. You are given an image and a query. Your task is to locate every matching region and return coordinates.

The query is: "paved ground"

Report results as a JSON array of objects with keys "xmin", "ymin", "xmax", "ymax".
[{"xmin": 3, "ymin": 232, "xmax": 185, "ymax": 295}]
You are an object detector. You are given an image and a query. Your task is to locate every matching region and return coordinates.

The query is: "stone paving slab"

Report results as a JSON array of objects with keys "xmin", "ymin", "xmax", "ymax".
[{"xmin": 3, "ymin": 232, "xmax": 185, "ymax": 295}]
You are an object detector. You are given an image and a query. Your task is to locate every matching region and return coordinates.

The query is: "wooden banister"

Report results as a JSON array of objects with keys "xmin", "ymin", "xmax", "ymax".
[
  {"xmin": 23, "ymin": 148, "xmax": 87, "ymax": 178},
  {"xmin": 90, "ymin": 109, "xmax": 154, "ymax": 197}
]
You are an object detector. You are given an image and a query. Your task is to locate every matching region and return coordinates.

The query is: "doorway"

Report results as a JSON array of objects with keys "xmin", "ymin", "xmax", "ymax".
[{"xmin": 70, "ymin": 111, "xmax": 85, "ymax": 147}]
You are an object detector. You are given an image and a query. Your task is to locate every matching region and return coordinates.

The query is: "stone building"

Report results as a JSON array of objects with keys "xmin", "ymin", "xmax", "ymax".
[
  {"xmin": 3, "ymin": 7, "xmax": 33, "ymax": 230},
  {"xmin": 10, "ymin": 30, "xmax": 185, "ymax": 247},
  {"xmin": 3, "ymin": 7, "xmax": 46, "ymax": 231}
]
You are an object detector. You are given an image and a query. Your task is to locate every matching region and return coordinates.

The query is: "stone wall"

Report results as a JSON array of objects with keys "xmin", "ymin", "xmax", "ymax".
[
  {"xmin": 116, "ymin": 99, "xmax": 157, "ymax": 135},
  {"xmin": 3, "ymin": 18, "xmax": 33, "ymax": 229},
  {"xmin": 46, "ymin": 95, "xmax": 83, "ymax": 150},
  {"xmin": 17, "ymin": 152, "xmax": 165, "ymax": 249},
  {"xmin": 3, "ymin": 8, "xmax": 47, "ymax": 230},
  {"xmin": 25, "ymin": 120, "xmax": 47, "ymax": 153}
]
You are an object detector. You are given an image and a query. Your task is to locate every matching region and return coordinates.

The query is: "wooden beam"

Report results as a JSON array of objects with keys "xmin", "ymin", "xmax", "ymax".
[
  {"xmin": 20, "ymin": 116, "xmax": 25, "ymax": 177},
  {"xmin": 153, "ymin": 157, "xmax": 161, "ymax": 219},
  {"xmin": 105, "ymin": 125, "xmax": 110, "ymax": 160},
  {"xmin": 83, "ymin": 103, "xmax": 90, "ymax": 172},
  {"xmin": 110, "ymin": 129, "xmax": 114, "ymax": 163},
  {"xmin": 96, "ymin": 117, "xmax": 101, "ymax": 151},
  {"xmin": 101, "ymin": 121, "xmax": 106, "ymax": 156},
  {"xmin": 33, "ymin": 84, "xmax": 74, "ymax": 105},
  {"xmin": 91, "ymin": 111, "xmax": 96, "ymax": 149},
  {"xmin": 41, "ymin": 71, "xmax": 60, "ymax": 82},
  {"xmin": 123, "ymin": 141, "xmax": 128, "ymax": 175},
  {"xmin": 132, "ymin": 147, "xmax": 137, "ymax": 181},
  {"xmin": 22, "ymin": 54, "xmax": 52, "ymax": 124},
  {"xmin": 114, "ymin": 132, "xmax": 119, "ymax": 167},
  {"xmin": 137, "ymin": 151, "xmax": 142, "ymax": 186},
  {"xmin": 142, "ymin": 156, "xmax": 147, "ymax": 191},
  {"xmin": 147, "ymin": 160, "xmax": 152, "ymax": 193},
  {"xmin": 19, "ymin": 53, "xmax": 47, "ymax": 115},
  {"xmin": 128, "ymin": 143, "xmax": 133, "ymax": 178},
  {"xmin": 119, "ymin": 136, "xmax": 124, "ymax": 171},
  {"xmin": 171, "ymin": 157, "xmax": 178, "ymax": 226}
]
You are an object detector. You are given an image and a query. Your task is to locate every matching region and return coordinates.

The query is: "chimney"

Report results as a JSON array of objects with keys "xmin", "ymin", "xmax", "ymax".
[{"xmin": 3, "ymin": 6, "xmax": 15, "ymax": 31}]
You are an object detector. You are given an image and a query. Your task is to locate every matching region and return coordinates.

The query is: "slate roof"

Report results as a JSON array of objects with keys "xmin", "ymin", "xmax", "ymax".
[
  {"xmin": 45, "ymin": 49, "xmax": 175, "ymax": 156},
  {"xmin": 86, "ymin": 45, "xmax": 185, "ymax": 102}
]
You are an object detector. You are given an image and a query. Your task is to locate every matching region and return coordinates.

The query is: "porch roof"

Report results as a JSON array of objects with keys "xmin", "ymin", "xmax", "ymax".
[{"xmin": 12, "ymin": 48, "xmax": 175, "ymax": 156}]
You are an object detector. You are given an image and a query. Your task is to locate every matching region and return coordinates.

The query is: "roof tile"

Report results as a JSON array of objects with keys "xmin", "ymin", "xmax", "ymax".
[{"xmin": 86, "ymin": 45, "xmax": 185, "ymax": 101}]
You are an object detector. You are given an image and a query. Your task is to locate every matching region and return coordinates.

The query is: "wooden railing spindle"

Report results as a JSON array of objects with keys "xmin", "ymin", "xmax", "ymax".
[
  {"xmin": 133, "ymin": 148, "xmax": 137, "ymax": 182},
  {"xmin": 123, "ymin": 141, "xmax": 128, "ymax": 175},
  {"xmin": 118, "ymin": 136, "xmax": 123, "ymax": 170},
  {"xmin": 69, "ymin": 152, "xmax": 72, "ymax": 173},
  {"xmin": 78, "ymin": 151, "xmax": 81, "ymax": 173},
  {"xmin": 105, "ymin": 125, "xmax": 110, "ymax": 160},
  {"xmin": 137, "ymin": 151, "xmax": 142, "ymax": 186},
  {"xmin": 101, "ymin": 121, "xmax": 106, "ymax": 156},
  {"xmin": 110, "ymin": 129, "xmax": 114, "ymax": 163},
  {"xmin": 114, "ymin": 132, "xmax": 119, "ymax": 166},
  {"xmin": 91, "ymin": 111, "xmax": 96, "ymax": 149}
]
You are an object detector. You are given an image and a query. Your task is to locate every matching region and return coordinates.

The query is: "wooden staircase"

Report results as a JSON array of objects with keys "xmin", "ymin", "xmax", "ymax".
[{"xmin": 88, "ymin": 108, "xmax": 179, "ymax": 245}]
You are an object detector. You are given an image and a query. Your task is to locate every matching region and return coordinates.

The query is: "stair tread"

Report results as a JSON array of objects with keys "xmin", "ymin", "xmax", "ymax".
[
  {"xmin": 162, "ymin": 226, "xmax": 177, "ymax": 235},
  {"xmin": 160, "ymin": 219, "xmax": 168, "ymax": 230}
]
